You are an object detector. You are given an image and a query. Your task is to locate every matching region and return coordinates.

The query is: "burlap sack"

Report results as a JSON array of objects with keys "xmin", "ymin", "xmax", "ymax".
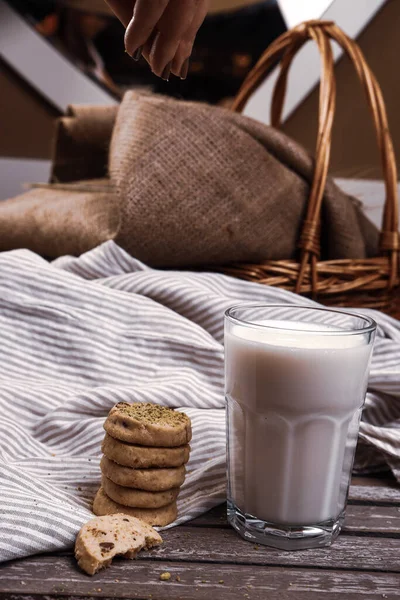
[
  {"xmin": 51, "ymin": 105, "xmax": 118, "ymax": 183},
  {"xmin": 0, "ymin": 104, "xmax": 118, "ymax": 259},
  {"xmin": 0, "ymin": 91, "xmax": 378, "ymax": 264},
  {"xmin": 0, "ymin": 181, "xmax": 119, "ymax": 257},
  {"xmin": 110, "ymin": 91, "xmax": 378, "ymax": 267}
]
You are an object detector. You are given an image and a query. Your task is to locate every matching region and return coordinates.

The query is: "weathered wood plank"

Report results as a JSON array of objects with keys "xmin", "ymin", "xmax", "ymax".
[
  {"xmin": 188, "ymin": 505, "xmax": 228, "ymax": 527},
  {"xmin": 1, "ymin": 528, "xmax": 399, "ymax": 576},
  {"xmin": 189, "ymin": 504, "xmax": 400, "ymax": 535},
  {"xmin": 344, "ymin": 505, "xmax": 400, "ymax": 535},
  {"xmin": 148, "ymin": 527, "xmax": 400, "ymax": 572},
  {"xmin": 349, "ymin": 478, "xmax": 400, "ymax": 505},
  {"xmin": 1, "ymin": 559, "xmax": 400, "ymax": 600},
  {"xmin": 1, "ymin": 475, "xmax": 399, "ymax": 600}
]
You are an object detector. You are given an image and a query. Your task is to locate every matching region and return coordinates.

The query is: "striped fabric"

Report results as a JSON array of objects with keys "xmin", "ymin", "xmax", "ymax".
[{"xmin": 0, "ymin": 241, "xmax": 399, "ymax": 563}]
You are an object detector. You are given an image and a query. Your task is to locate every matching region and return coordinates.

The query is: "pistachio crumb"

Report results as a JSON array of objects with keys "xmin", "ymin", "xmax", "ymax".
[
  {"xmin": 114, "ymin": 402, "xmax": 189, "ymax": 428},
  {"xmin": 160, "ymin": 572, "xmax": 171, "ymax": 581}
]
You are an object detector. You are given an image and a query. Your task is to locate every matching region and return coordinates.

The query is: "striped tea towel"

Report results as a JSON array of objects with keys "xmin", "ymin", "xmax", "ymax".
[{"xmin": 0, "ymin": 241, "xmax": 399, "ymax": 562}]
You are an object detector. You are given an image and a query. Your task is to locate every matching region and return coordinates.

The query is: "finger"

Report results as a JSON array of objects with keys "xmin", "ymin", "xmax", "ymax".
[
  {"xmin": 124, "ymin": 0, "xmax": 170, "ymax": 56},
  {"xmin": 148, "ymin": 0, "xmax": 200, "ymax": 77},
  {"xmin": 104, "ymin": 0, "xmax": 135, "ymax": 27},
  {"xmin": 141, "ymin": 29, "xmax": 158, "ymax": 66},
  {"xmin": 170, "ymin": 0, "xmax": 208, "ymax": 77},
  {"xmin": 105, "ymin": 1, "xmax": 152, "ymax": 63}
]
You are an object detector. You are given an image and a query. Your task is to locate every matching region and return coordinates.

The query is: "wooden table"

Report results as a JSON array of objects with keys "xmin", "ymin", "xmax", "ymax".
[{"xmin": 1, "ymin": 476, "xmax": 400, "ymax": 600}]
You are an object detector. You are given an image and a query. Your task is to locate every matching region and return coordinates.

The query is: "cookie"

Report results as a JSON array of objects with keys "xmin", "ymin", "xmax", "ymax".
[
  {"xmin": 102, "ymin": 433, "xmax": 191, "ymax": 468},
  {"xmin": 75, "ymin": 514, "xmax": 162, "ymax": 575},
  {"xmin": 101, "ymin": 456, "xmax": 186, "ymax": 491},
  {"xmin": 104, "ymin": 402, "xmax": 192, "ymax": 447},
  {"xmin": 102, "ymin": 475, "xmax": 180, "ymax": 508},
  {"xmin": 93, "ymin": 487, "xmax": 177, "ymax": 526}
]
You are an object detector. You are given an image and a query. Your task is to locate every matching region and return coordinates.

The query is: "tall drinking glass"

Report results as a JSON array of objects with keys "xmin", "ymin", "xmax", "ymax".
[{"xmin": 225, "ymin": 304, "xmax": 376, "ymax": 550}]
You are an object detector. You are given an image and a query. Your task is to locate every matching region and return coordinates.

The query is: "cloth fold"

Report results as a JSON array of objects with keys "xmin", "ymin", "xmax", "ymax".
[
  {"xmin": 111, "ymin": 92, "xmax": 378, "ymax": 266},
  {"xmin": 51, "ymin": 105, "xmax": 118, "ymax": 183},
  {"xmin": 0, "ymin": 181, "xmax": 119, "ymax": 257},
  {"xmin": 0, "ymin": 241, "xmax": 399, "ymax": 563}
]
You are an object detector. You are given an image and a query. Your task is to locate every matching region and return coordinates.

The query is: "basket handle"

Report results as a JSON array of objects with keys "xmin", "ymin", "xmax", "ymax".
[{"xmin": 232, "ymin": 20, "xmax": 399, "ymax": 292}]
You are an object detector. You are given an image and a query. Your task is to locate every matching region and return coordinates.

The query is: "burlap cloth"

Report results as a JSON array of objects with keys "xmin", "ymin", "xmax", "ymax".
[
  {"xmin": 52, "ymin": 105, "xmax": 118, "ymax": 183},
  {"xmin": 0, "ymin": 181, "xmax": 119, "ymax": 258},
  {"xmin": 0, "ymin": 91, "xmax": 378, "ymax": 265}
]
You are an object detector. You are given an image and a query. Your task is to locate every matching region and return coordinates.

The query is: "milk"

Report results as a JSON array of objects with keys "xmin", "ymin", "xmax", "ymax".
[{"xmin": 225, "ymin": 319, "xmax": 373, "ymax": 525}]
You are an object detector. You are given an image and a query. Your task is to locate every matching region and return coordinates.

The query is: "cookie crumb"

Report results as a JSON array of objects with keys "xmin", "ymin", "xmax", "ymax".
[
  {"xmin": 175, "ymin": 575, "xmax": 181, "ymax": 582},
  {"xmin": 253, "ymin": 544, "xmax": 259, "ymax": 550},
  {"xmin": 160, "ymin": 572, "xmax": 171, "ymax": 581}
]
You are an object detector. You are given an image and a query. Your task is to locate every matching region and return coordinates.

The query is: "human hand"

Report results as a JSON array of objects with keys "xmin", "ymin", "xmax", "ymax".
[{"xmin": 105, "ymin": 0, "xmax": 209, "ymax": 80}]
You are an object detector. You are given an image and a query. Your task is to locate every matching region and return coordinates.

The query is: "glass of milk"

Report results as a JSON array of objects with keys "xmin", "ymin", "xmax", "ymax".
[{"xmin": 225, "ymin": 304, "xmax": 376, "ymax": 550}]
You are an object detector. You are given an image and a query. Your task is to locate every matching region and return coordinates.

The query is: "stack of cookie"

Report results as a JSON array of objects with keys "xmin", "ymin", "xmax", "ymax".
[{"xmin": 93, "ymin": 402, "xmax": 191, "ymax": 527}]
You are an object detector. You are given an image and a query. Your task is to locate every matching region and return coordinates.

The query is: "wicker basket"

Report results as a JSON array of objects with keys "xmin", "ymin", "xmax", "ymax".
[{"xmin": 225, "ymin": 20, "xmax": 400, "ymax": 318}]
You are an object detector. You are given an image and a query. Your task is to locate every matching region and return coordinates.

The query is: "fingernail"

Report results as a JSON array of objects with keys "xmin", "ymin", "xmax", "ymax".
[
  {"xmin": 180, "ymin": 58, "xmax": 189, "ymax": 80},
  {"xmin": 161, "ymin": 62, "xmax": 172, "ymax": 81},
  {"xmin": 132, "ymin": 46, "xmax": 143, "ymax": 61}
]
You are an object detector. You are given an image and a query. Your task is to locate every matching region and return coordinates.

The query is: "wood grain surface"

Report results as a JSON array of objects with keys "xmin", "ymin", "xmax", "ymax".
[{"xmin": 1, "ymin": 477, "xmax": 399, "ymax": 600}]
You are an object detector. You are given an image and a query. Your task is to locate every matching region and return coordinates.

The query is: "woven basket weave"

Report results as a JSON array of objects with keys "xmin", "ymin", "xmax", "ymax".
[{"xmin": 224, "ymin": 20, "xmax": 400, "ymax": 318}]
